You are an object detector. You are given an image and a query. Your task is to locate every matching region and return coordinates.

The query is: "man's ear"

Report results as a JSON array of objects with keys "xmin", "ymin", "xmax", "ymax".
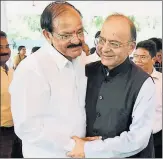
[
  {"xmin": 42, "ymin": 29, "xmax": 53, "ymax": 44},
  {"xmin": 128, "ymin": 41, "xmax": 136, "ymax": 56},
  {"xmin": 152, "ymin": 56, "xmax": 156, "ymax": 65}
]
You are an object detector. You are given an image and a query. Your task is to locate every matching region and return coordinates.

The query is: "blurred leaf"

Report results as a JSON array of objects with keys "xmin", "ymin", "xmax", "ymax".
[{"xmin": 91, "ymin": 16, "xmax": 105, "ymax": 30}]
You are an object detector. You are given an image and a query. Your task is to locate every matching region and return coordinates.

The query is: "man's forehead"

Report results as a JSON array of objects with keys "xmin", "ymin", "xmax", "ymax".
[
  {"xmin": 53, "ymin": 9, "xmax": 82, "ymax": 32},
  {"xmin": 0, "ymin": 37, "xmax": 8, "ymax": 44},
  {"xmin": 101, "ymin": 18, "xmax": 131, "ymax": 41},
  {"xmin": 135, "ymin": 48, "xmax": 149, "ymax": 55},
  {"xmin": 157, "ymin": 52, "xmax": 162, "ymax": 55}
]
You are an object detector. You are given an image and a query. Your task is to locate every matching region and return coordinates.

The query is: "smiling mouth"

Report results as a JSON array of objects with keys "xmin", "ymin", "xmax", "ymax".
[
  {"xmin": 137, "ymin": 64, "xmax": 144, "ymax": 67},
  {"xmin": 70, "ymin": 46, "xmax": 81, "ymax": 50},
  {"xmin": 103, "ymin": 55, "xmax": 114, "ymax": 58},
  {"xmin": 0, "ymin": 53, "xmax": 10, "ymax": 56}
]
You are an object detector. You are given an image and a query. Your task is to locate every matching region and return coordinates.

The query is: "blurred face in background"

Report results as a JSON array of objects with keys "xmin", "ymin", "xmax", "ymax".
[
  {"xmin": 19, "ymin": 47, "xmax": 26, "ymax": 56},
  {"xmin": 0, "ymin": 36, "xmax": 11, "ymax": 65},
  {"xmin": 82, "ymin": 43, "xmax": 90, "ymax": 56},
  {"xmin": 156, "ymin": 51, "xmax": 162, "ymax": 63},
  {"xmin": 133, "ymin": 48, "xmax": 155, "ymax": 73}
]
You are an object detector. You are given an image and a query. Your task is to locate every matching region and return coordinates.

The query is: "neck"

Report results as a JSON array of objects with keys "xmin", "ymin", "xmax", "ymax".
[
  {"xmin": 20, "ymin": 54, "xmax": 24, "ymax": 57},
  {"xmin": 65, "ymin": 56, "xmax": 72, "ymax": 62},
  {"xmin": 157, "ymin": 60, "xmax": 162, "ymax": 64},
  {"xmin": 148, "ymin": 66, "xmax": 153, "ymax": 75},
  {"xmin": 0, "ymin": 62, "xmax": 8, "ymax": 72}
]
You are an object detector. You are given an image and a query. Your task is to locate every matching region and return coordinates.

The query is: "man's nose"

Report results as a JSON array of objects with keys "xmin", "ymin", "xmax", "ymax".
[
  {"xmin": 70, "ymin": 35, "xmax": 81, "ymax": 45},
  {"xmin": 101, "ymin": 42, "xmax": 111, "ymax": 53}
]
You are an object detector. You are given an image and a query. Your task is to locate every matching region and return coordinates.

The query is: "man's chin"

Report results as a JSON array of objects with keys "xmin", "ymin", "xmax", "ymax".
[
  {"xmin": 68, "ymin": 50, "xmax": 82, "ymax": 59},
  {"xmin": 137, "ymin": 65, "xmax": 144, "ymax": 69},
  {"xmin": 0, "ymin": 55, "xmax": 10, "ymax": 63},
  {"xmin": 72, "ymin": 52, "xmax": 82, "ymax": 59}
]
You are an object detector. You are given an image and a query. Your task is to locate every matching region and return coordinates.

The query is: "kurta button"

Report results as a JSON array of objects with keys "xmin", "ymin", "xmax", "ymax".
[
  {"xmin": 93, "ymin": 130, "xmax": 98, "ymax": 135},
  {"xmin": 96, "ymin": 112, "xmax": 101, "ymax": 118},
  {"xmin": 99, "ymin": 96, "xmax": 103, "ymax": 100}
]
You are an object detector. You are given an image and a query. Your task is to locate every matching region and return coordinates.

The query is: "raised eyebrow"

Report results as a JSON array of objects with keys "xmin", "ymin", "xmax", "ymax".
[
  {"xmin": 99, "ymin": 36, "xmax": 105, "ymax": 40},
  {"xmin": 59, "ymin": 32, "xmax": 72, "ymax": 35},
  {"xmin": 78, "ymin": 27, "xmax": 84, "ymax": 31},
  {"xmin": 133, "ymin": 54, "xmax": 146, "ymax": 56},
  {"xmin": 109, "ymin": 40, "xmax": 121, "ymax": 43},
  {"xmin": 0, "ymin": 44, "xmax": 9, "ymax": 47}
]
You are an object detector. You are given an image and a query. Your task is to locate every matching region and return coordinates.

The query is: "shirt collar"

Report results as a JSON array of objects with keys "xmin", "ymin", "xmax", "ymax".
[
  {"xmin": 1, "ymin": 64, "xmax": 9, "ymax": 72},
  {"xmin": 151, "ymin": 67, "xmax": 160, "ymax": 80},
  {"xmin": 42, "ymin": 41, "xmax": 69, "ymax": 70},
  {"xmin": 102, "ymin": 57, "xmax": 131, "ymax": 77}
]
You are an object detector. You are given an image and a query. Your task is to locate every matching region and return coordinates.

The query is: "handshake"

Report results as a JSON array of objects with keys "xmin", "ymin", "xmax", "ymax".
[{"xmin": 66, "ymin": 136, "xmax": 100, "ymax": 158}]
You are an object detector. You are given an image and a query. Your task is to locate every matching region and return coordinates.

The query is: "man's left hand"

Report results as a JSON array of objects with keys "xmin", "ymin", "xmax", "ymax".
[
  {"xmin": 66, "ymin": 136, "xmax": 99, "ymax": 158},
  {"xmin": 67, "ymin": 136, "xmax": 85, "ymax": 158}
]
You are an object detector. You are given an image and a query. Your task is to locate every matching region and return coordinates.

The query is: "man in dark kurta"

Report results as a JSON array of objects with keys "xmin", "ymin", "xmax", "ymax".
[{"xmin": 68, "ymin": 14, "xmax": 156, "ymax": 158}]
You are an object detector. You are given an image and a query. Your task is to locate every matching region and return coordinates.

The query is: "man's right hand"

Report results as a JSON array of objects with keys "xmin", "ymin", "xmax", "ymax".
[{"xmin": 81, "ymin": 136, "xmax": 100, "ymax": 141}]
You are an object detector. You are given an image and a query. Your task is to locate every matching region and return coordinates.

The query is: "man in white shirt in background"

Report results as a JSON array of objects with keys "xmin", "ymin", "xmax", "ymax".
[
  {"xmin": 9, "ymin": 1, "xmax": 98, "ymax": 157},
  {"xmin": 133, "ymin": 39, "xmax": 162, "ymax": 158}
]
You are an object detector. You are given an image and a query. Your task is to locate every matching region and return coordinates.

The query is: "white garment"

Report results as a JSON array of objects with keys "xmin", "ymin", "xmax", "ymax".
[
  {"xmin": 151, "ymin": 68, "xmax": 162, "ymax": 134},
  {"xmin": 9, "ymin": 41, "xmax": 88, "ymax": 157},
  {"xmin": 84, "ymin": 52, "xmax": 100, "ymax": 65}
]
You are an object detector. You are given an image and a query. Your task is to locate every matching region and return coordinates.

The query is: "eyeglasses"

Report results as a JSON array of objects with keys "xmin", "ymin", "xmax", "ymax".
[
  {"xmin": 133, "ymin": 54, "xmax": 150, "ymax": 61},
  {"xmin": 52, "ymin": 28, "xmax": 87, "ymax": 41},
  {"xmin": 95, "ymin": 36, "xmax": 134, "ymax": 49}
]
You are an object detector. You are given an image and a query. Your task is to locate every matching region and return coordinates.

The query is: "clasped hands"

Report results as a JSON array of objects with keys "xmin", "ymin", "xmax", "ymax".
[{"xmin": 66, "ymin": 136, "xmax": 100, "ymax": 158}]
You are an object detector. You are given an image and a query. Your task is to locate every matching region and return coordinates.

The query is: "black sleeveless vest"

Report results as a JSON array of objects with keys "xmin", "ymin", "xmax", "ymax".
[{"xmin": 85, "ymin": 57, "xmax": 154, "ymax": 158}]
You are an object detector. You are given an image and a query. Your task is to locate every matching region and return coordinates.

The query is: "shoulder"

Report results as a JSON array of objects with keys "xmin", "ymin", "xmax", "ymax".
[
  {"xmin": 14, "ymin": 47, "xmax": 58, "ymax": 77},
  {"xmin": 131, "ymin": 61, "xmax": 150, "ymax": 78},
  {"xmin": 153, "ymin": 71, "xmax": 162, "ymax": 89},
  {"xmin": 155, "ymin": 71, "xmax": 162, "ymax": 80},
  {"xmin": 85, "ymin": 61, "xmax": 101, "ymax": 77},
  {"xmin": 14, "ymin": 50, "xmax": 42, "ymax": 75},
  {"xmin": 14, "ymin": 54, "xmax": 19, "ymax": 60}
]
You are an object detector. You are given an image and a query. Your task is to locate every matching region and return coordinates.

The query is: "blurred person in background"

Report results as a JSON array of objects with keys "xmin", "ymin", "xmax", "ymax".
[
  {"xmin": 84, "ymin": 31, "xmax": 101, "ymax": 64},
  {"xmin": 0, "ymin": 30, "xmax": 23, "ymax": 158},
  {"xmin": 82, "ymin": 43, "xmax": 90, "ymax": 56},
  {"xmin": 134, "ymin": 39, "xmax": 162, "ymax": 158},
  {"xmin": 90, "ymin": 31, "xmax": 101, "ymax": 55},
  {"xmin": 13, "ymin": 45, "xmax": 27, "ymax": 70},
  {"xmin": 149, "ymin": 37, "xmax": 162, "ymax": 72}
]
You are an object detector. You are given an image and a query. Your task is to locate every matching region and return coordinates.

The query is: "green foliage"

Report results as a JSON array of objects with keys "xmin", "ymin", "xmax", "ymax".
[{"xmin": 91, "ymin": 16, "xmax": 105, "ymax": 30}]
